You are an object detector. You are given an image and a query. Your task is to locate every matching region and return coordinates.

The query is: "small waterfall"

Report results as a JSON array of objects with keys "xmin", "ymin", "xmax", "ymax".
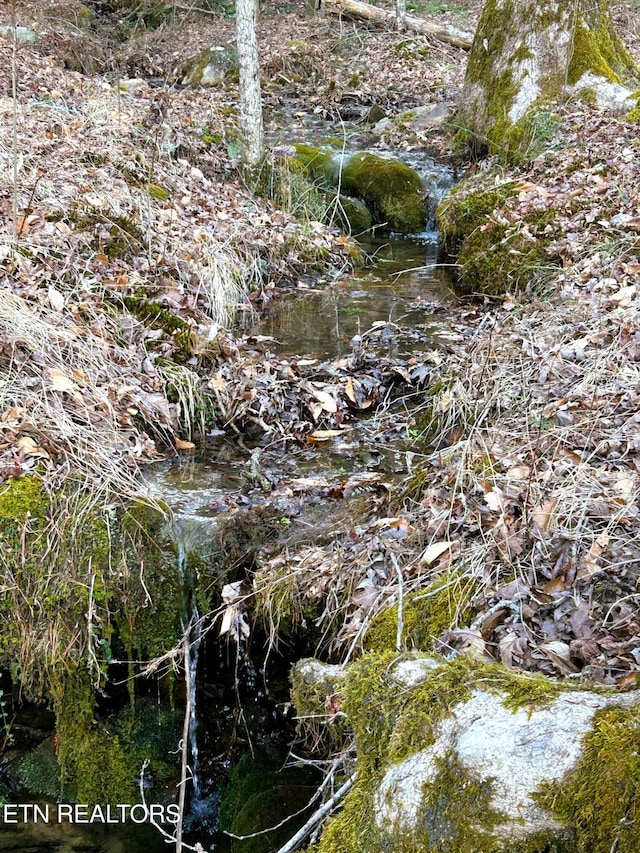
[
  {"xmin": 176, "ymin": 536, "xmax": 203, "ymax": 802},
  {"xmin": 186, "ymin": 604, "xmax": 202, "ymax": 800}
]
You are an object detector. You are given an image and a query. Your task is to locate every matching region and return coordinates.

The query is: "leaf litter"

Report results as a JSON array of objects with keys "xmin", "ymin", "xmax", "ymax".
[{"xmin": 0, "ymin": 0, "xmax": 640, "ymax": 691}]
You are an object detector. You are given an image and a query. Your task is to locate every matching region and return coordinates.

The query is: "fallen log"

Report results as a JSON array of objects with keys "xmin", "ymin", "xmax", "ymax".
[{"xmin": 321, "ymin": 0, "xmax": 474, "ymax": 49}]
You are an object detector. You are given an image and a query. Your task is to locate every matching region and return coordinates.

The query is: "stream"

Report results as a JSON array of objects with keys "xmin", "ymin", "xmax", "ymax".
[{"xmin": 1, "ymin": 157, "xmax": 456, "ymax": 853}]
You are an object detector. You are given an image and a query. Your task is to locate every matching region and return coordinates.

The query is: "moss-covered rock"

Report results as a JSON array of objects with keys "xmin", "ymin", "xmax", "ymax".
[
  {"xmin": 293, "ymin": 144, "xmax": 337, "ymax": 187},
  {"xmin": 363, "ymin": 571, "xmax": 479, "ymax": 654},
  {"xmin": 537, "ymin": 705, "xmax": 640, "ymax": 852},
  {"xmin": 436, "ymin": 171, "xmax": 562, "ymax": 294},
  {"xmin": 292, "ymin": 146, "xmax": 427, "ymax": 233},
  {"xmin": 310, "ymin": 653, "xmax": 640, "ymax": 853},
  {"xmin": 336, "ymin": 194, "xmax": 372, "ymax": 234},
  {"xmin": 220, "ymin": 748, "xmax": 320, "ymax": 852},
  {"xmin": 181, "ymin": 46, "xmax": 237, "ymax": 87},
  {"xmin": 341, "ymin": 152, "xmax": 427, "ymax": 233}
]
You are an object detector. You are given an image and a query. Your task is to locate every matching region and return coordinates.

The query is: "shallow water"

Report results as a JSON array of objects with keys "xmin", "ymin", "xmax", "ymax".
[{"xmin": 253, "ymin": 233, "xmax": 452, "ymax": 359}]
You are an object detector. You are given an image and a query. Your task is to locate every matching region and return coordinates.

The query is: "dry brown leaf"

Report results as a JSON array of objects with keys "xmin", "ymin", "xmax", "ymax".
[
  {"xmin": 45, "ymin": 368, "xmax": 78, "ymax": 394},
  {"xmin": 531, "ymin": 496, "xmax": 558, "ymax": 532},
  {"xmin": 175, "ymin": 438, "xmax": 196, "ymax": 450},
  {"xmin": 308, "ymin": 429, "xmax": 342, "ymax": 442},
  {"xmin": 48, "ymin": 286, "xmax": 65, "ymax": 312},
  {"xmin": 308, "ymin": 387, "xmax": 338, "ymax": 413},
  {"xmin": 577, "ymin": 532, "xmax": 609, "ymax": 579},
  {"xmin": 540, "ymin": 641, "xmax": 579, "ymax": 674},
  {"xmin": 1, "ymin": 406, "xmax": 26, "ymax": 424},
  {"xmin": 421, "ymin": 540, "xmax": 454, "ymax": 565},
  {"xmin": 16, "ymin": 435, "xmax": 50, "ymax": 459}
]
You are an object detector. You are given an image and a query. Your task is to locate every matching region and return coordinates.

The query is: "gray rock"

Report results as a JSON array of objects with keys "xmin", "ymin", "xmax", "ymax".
[
  {"xmin": 0, "ymin": 26, "xmax": 39, "ymax": 45},
  {"xmin": 181, "ymin": 46, "xmax": 236, "ymax": 88},
  {"xmin": 374, "ymin": 684, "xmax": 639, "ymax": 840}
]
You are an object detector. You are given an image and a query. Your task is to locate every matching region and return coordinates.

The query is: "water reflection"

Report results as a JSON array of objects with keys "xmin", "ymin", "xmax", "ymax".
[{"xmin": 253, "ymin": 234, "xmax": 453, "ymax": 359}]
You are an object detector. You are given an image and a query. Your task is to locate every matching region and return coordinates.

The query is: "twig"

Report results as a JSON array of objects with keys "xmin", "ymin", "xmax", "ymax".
[
  {"xmin": 389, "ymin": 552, "xmax": 404, "ymax": 652},
  {"xmin": 224, "ymin": 763, "xmax": 335, "ymax": 841},
  {"xmin": 138, "ymin": 759, "xmax": 202, "ymax": 852},
  {"xmin": 176, "ymin": 630, "xmax": 192, "ymax": 853},
  {"xmin": 11, "ymin": 0, "xmax": 18, "ymax": 242},
  {"xmin": 274, "ymin": 774, "xmax": 357, "ymax": 853}
]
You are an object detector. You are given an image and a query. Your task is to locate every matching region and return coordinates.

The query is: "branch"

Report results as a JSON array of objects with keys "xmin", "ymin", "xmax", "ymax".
[
  {"xmin": 321, "ymin": 0, "xmax": 473, "ymax": 49},
  {"xmin": 275, "ymin": 774, "xmax": 357, "ymax": 853}
]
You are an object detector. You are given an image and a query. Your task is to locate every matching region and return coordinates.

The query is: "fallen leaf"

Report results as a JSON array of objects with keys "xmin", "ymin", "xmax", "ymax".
[
  {"xmin": 45, "ymin": 368, "xmax": 79, "ymax": 394},
  {"xmin": 540, "ymin": 640, "xmax": 579, "ymax": 674},
  {"xmin": 421, "ymin": 540, "xmax": 454, "ymax": 565},
  {"xmin": 16, "ymin": 435, "xmax": 50, "ymax": 459},
  {"xmin": 577, "ymin": 532, "xmax": 609, "ymax": 579},
  {"xmin": 531, "ymin": 496, "xmax": 558, "ymax": 533},
  {"xmin": 308, "ymin": 429, "xmax": 342, "ymax": 442}
]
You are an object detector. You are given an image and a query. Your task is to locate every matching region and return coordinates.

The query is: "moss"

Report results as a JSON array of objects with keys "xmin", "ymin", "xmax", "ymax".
[
  {"xmin": 413, "ymin": 751, "xmax": 504, "ymax": 850},
  {"xmin": 53, "ymin": 672, "xmax": 137, "ymax": 805},
  {"xmin": 336, "ymin": 194, "xmax": 372, "ymax": 235},
  {"xmin": 537, "ymin": 705, "xmax": 640, "ymax": 852},
  {"xmin": 18, "ymin": 739, "xmax": 63, "ymax": 798},
  {"xmin": 341, "ymin": 153, "xmax": 427, "ymax": 233},
  {"xmin": 437, "ymin": 179, "xmax": 519, "ymax": 258},
  {"xmin": 456, "ymin": 215, "xmax": 558, "ymax": 295},
  {"xmin": 460, "ymin": 0, "xmax": 636, "ymax": 158},
  {"xmin": 316, "ymin": 653, "xmax": 570, "ymax": 853},
  {"xmin": 231, "ymin": 785, "xmax": 318, "ymax": 853},
  {"xmin": 68, "ymin": 208, "xmax": 145, "ymax": 259},
  {"xmin": 363, "ymin": 571, "xmax": 479, "ymax": 655},
  {"xmin": 293, "ymin": 147, "xmax": 427, "ymax": 233},
  {"xmin": 437, "ymin": 174, "xmax": 563, "ymax": 295},
  {"xmin": 220, "ymin": 747, "xmax": 320, "ymax": 849},
  {"xmin": 122, "ymin": 295, "xmax": 195, "ymax": 360},
  {"xmin": 0, "ymin": 477, "xmax": 113, "ymax": 697},
  {"xmin": 293, "ymin": 144, "xmax": 336, "ymax": 187},
  {"xmin": 112, "ymin": 502, "xmax": 185, "ymax": 662},
  {"xmin": 115, "ymin": 703, "xmax": 182, "ymax": 784},
  {"xmin": 567, "ymin": 13, "xmax": 635, "ymax": 86},
  {"xmin": 627, "ymin": 92, "xmax": 640, "ymax": 121}
]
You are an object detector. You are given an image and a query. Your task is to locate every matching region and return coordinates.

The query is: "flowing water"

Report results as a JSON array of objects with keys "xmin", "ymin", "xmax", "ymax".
[{"xmin": 1, "ymin": 156, "xmax": 456, "ymax": 853}]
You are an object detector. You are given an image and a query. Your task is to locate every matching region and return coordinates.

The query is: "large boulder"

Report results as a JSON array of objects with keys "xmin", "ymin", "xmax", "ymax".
[
  {"xmin": 292, "ymin": 653, "xmax": 640, "ymax": 853},
  {"xmin": 181, "ymin": 46, "xmax": 236, "ymax": 87},
  {"xmin": 292, "ymin": 146, "xmax": 427, "ymax": 234}
]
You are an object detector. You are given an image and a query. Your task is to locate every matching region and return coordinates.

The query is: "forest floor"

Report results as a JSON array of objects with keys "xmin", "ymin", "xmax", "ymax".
[{"xmin": 1, "ymin": 0, "xmax": 640, "ymax": 691}]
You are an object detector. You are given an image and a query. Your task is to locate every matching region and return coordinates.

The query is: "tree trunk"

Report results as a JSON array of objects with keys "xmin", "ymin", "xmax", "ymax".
[
  {"xmin": 321, "ymin": 0, "xmax": 473, "ymax": 49},
  {"xmin": 458, "ymin": 0, "xmax": 637, "ymax": 157},
  {"xmin": 236, "ymin": 0, "xmax": 265, "ymax": 171},
  {"xmin": 395, "ymin": 0, "xmax": 406, "ymax": 31}
]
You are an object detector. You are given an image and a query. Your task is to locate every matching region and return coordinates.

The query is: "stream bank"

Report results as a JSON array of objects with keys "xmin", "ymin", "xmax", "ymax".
[{"xmin": 2, "ymin": 0, "xmax": 640, "ymax": 851}]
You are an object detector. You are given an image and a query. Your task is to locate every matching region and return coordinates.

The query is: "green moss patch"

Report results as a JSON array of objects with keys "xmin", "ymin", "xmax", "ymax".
[
  {"xmin": 341, "ymin": 152, "xmax": 427, "ymax": 233},
  {"xmin": 537, "ymin": 705, "xmax": 640, "ymax": 852},
  {"xmin": 363, "ymin": 572, "xmax": 479, "ymax": 654}
]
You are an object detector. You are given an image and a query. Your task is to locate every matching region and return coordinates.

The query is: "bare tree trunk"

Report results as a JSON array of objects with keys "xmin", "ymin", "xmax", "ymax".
[
  {"xmin": 236, "ymin": 0, "xmax": 265, "ymax": 172},
  {"xmin": 395, "ymin": 0, "xmax": 406, "ymax": 31}
]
